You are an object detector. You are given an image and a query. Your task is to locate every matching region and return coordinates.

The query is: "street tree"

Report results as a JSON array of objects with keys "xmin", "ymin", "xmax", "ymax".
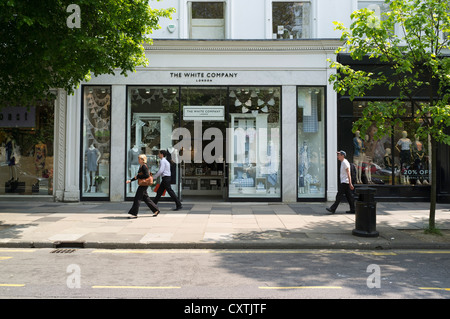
[
  {"xmin": 0, "ymin": 0, "xmax": 174, "ymax": 107},
  {"xmin": 328, "ymin": 0, "xmax": 450, "ymax": 232}
]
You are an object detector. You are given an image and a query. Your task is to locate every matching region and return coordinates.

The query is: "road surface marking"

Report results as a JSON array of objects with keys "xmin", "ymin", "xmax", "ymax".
[
  {"xmin": 0, "ymin": 257, "xmax": 12, "ymax": 261},
  {"xmin": 419, "ymin": 287, "xmax": 450, "ymax": 291},
  {"xmin": 259, "ymin": 286, "xmax": 342, "ymax": 290},
  {"xmin": 92, "ymin": 285, "xmax": 181, "ymax": 289},
  {"xmin": 0, "ymin": 284, "xmax": 25, "ymax": 287}
]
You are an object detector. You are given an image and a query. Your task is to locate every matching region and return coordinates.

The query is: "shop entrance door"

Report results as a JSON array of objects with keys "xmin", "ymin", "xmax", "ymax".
[
  {"xmin": 178, "ymin": 87, "xmax": 228, "ymax": 201},
  {"xmin": 180, "ymin": 120, "xmax": 227, "ymax": 200}
]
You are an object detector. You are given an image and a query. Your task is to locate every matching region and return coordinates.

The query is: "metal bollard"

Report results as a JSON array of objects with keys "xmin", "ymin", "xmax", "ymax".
[{"xmin": 352, "ymin": 187, "xmax": 379, "ymax": 237}]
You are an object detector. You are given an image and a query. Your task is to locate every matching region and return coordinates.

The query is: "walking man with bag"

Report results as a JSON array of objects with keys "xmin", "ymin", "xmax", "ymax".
[
  {"xmin": 326, "ymin": 150, "xmax": 355, "ymax": 214},
  {"xmin": 152, "ymin": 150, "xmax": 182, "ymax": 212},
  {"xmin": 126, "ymin": 154, "xmax": 160, "ymax": 218}
]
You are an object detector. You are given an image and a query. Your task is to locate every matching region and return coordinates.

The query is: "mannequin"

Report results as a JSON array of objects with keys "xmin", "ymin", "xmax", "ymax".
[
  {"xmin": 6, "ymin": 136, "xmax": 17, "ymax": 181},
  {"xmin": 384, "ymin": 148, "xmax": 393, "ymax": 170},
  {"xmin": 353, "ymin": 131, "xmax": 364, "ymax": 184},
  {"xmin": 298, "ymin": 141, "xmax": 309, "ymax": 194},
  {"xmin": 128, "ymin": 145, "xmax": 140, "ymax": 192},
  {"xmin": 364, "ymin": 135, "xmax": 373, "ymax": 184},
  {"xmin": 34, "ymin": 141, "xmax": 47, "ymax": 178},
  {"xmin": 86, "ymin": 144, "xmax": 101, "ymax": 192},
  {"xmin": 396, "ymin": 131, "xmax": 412, "ymax": 184},
  {"xmin": 412, "ymin": 135, "xmax": 428, "ymax": 185}
]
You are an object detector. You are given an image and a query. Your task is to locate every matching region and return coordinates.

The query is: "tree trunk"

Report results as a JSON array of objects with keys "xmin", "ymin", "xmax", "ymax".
[{"xmin": 429, "ymin": 136, "xmax": 437, "ymax": 230}]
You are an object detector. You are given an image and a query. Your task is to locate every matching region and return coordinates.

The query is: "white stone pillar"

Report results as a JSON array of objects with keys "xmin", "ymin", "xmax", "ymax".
[
  {"xmin": 326, "ymin": 52, "xmax": 338, "ymax": 201},
  {"xmin": 109, "ymin": 85, "xmax": 127, "ymax": 201},
  {"xmin": 281, "ymin": 85, "xmax": 297, "ymax": 202},
  {"xmin": 63, "ymin": 89, "xmax": 81, "ymax": 202},
  {"xmin": 54, "ymin": 89, "xmax": 67, "ymax": 201}
]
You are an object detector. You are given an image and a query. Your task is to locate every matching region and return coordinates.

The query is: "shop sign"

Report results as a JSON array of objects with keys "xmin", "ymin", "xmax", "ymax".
[
  {"xmin": 170, "ymin": 72, "xmax": 239, "ymax": 83},
  {"xmin": 0, "ymin": 106, "xmax": 36, "ymax": 128},
  {"xmin": 183, "ymin": 106, "xmax": 225, "ymax": 121}
]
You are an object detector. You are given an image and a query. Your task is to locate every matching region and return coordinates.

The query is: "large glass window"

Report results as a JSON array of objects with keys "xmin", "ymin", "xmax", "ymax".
[
  {"xmin": 127, "ymin": 86, "xmax": 180, "ymax": 199},
  {"xmin": 0, "ymin": 101, "xmax": 54, "ymax": 195},
  {"xmin": 228, "ymin": 87, "xmax": 281, "ymax": 198},
  {"xmin": 189, "ymin": 1, "xmax": 225, "ymax": 39},
  {"xmin": 81, "ymin": 86, "xmax": 111, "ymax": 198},
  {"xmin": 272, "ymin": 2, "xmax": 311, "ymax": 39},
  {"xmin": 351, "ymin": 101, "xmax": 431, "ymax": 186},
  {"xmin": 297, "ymin": 87, "xmax": 326, "ymax": 199}
]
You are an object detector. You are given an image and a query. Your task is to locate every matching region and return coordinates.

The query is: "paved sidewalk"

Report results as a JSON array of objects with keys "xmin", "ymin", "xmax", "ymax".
[{"xmin": 0, "ymin": 200, "xmax": 450, "ymax": 250}]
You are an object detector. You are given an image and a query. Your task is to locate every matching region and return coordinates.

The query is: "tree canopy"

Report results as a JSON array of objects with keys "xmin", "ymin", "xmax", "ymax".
[
  {"xmin": 329, "ymin": 0, "xmax": 450, "ymax": 144},
  {"xmin": 328, "ymin": 0, "xmax": 450, "ymax": 230},
  {"xmin": 0, "ymin": 0, "xmax": 174, "ymax": 107}
]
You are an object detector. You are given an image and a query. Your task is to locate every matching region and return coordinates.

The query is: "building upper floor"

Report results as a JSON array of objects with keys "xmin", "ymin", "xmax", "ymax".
[{"xmin": 149, "ymin": 0, "xmax": 390, "ymax": 40}]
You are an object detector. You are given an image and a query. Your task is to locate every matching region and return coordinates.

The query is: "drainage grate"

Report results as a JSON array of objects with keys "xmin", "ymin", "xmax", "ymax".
[
  {"xmin": 51, "ymin": 248, "xmax": 77, "ymax": 254},
  {"xmin": 53, "ymin": 241, "xmax": 85, "ymax": 249}
]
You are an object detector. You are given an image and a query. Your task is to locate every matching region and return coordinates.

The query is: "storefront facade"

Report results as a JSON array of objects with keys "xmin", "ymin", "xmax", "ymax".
[
  {"xmin": 336, "ymin": 54, "xmax": 450, "ymax": 203},
  {"xmin": 56, "ymin": 40, "xmax": 339, "ymax": 203},
  {"xmin": 2, "ymin": 41, "xmax": 449, "ymax": 203}
]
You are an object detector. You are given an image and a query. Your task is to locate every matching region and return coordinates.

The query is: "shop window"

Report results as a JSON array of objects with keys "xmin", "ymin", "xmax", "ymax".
[
  {"xmin": 0, "ymin": 101, "xmax": 54, "ymax": 195},
  {"xmin": 189, "ymin": 1, "xmax": 225, "ymax": 39},
  {"xmin": 228, "ymin": 87, "xmax": 281, "ymax": 198},
  {"xmin": 272, "ymin": 1, "xmax": 311, "ymax": 39},
  {"xmin": 127, "ymin": 86, "xmax": 180, "ymax": 199},
  {"xmin": 297, "ymin": 87, "xmax": 326, "ymax": 199},
  {"xmin": 81, "ymin": 86, "xmax": 111, "ymax": 198},
  {"xmin": 350, "ymin": 101, "xmax": 431, "ymax": 187}
]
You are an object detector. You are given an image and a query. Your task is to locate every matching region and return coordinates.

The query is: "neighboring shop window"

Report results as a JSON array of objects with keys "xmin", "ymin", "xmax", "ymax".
[
  {"xmin": 352, "ymin": 101, "xmax": 431, "ymax": 186},
  {"xmin": 0, "ymin": 101, "xmax": 54, "ymax": 195},
  {"xmin": 228, "ymin": 87, "xmax": 281, "ymax": 198},
  {"xmin": 272, "ymin": 1, "xmax": 311, "ymax": 39},
  {"xmin": 81, "ymin": 86, "xmax": 111, "ymax": 197},
  {"xmin": 297, "ymin": 87, "xmax": 326, "ymax": 199},
  {"xmin": 127, "ymin": 86, "xmax": 179, "ymax": 198}
]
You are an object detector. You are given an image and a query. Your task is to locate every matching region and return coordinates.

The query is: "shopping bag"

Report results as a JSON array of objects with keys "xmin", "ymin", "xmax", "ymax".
[{"xmin": 153, "ymin": 183, "xmax": 166, "ymax": 196}]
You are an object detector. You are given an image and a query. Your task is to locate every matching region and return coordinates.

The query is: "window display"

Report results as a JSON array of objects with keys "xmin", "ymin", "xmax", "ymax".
[
  {"xmin": 228, "ymin": 87, "xmax": 281, "ymax": 198},
  {"xmin": 0, "ymin": 101, "xmax": 54, "ymax": 195},
  {"xmin": 297, "ymin": 87, "xmax": 326, "ymax": 199},
  {"xmin": 81, "ymin": 86, "xmax": 111, "ymax": 198},
  {"xmin": 127, "ymin": 86, "xmax": 179, "ymax": 199},
  {"xmin": 351, "ymin": 102, "xmax": 431, "ymax": 186}
]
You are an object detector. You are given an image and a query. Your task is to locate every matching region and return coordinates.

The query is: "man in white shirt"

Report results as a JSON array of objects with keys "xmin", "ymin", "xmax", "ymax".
[
  {"xmin": 326, "ymin": 150, "xmax": 355, "ymax": 214},
  {"xmin": 153, "ymin": 150, "xmax": 182, "ymax": 212}
]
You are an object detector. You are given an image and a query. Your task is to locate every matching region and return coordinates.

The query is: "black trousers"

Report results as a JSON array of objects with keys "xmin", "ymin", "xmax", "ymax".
[
  {"xmin": 330, "ymin": 182, "xmax": 355, "ymax": 212},
  {"xmin": 153, "ymin": 176, "xmax": 182, "ymax": 208},
  {"xmin": 128, "ymin": 186, "xmax": 159, "ymax": 216}
]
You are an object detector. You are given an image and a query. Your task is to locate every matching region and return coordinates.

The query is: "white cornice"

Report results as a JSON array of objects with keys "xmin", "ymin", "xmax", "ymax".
[{"xmin": 144, "ymin": 39, "xmax": 343, "ymax": 53}]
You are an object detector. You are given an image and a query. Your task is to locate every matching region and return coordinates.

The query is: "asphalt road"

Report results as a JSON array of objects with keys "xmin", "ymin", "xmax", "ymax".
[{"xmin": 1, "ymin": 248, "xmax": 449, "ymax": 303}]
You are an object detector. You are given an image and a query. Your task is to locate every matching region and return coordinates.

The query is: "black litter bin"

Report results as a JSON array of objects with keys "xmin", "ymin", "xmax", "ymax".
[{"xmin": 352, "ymin": 187, "xmax": 379, "ymax": 237}]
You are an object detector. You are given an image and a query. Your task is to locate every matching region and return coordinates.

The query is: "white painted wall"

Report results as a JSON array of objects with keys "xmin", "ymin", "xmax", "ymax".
[{"xmin": 150, "ymin": 0, "xmax": 354, "ymax": 40}]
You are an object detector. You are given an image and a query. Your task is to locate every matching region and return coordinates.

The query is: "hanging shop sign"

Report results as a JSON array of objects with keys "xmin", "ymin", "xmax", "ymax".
[{"xmin": 183, "ymin": 106, "xmax": 225, "ymax": 121}]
